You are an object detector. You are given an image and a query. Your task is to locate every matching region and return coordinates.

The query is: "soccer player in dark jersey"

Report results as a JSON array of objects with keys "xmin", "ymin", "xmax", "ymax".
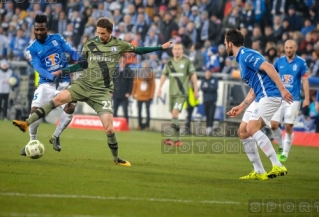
[
  {"xmin": 157, "ymin": 43, "xmax": 199, "ymax": 146},
  {"xmin": 13, "ymin": 17, "xmax": 172, "ymax": 166}
]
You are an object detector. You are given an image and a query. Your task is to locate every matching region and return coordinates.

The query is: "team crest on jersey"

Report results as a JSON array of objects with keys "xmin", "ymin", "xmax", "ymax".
[
  {"xmin": 52, "ymin": 40, "xmax": 58, "ymax": 46},
  {"xmin": 111, "ymin": 47, "xmax": 117, "ymax": 52},
  {"xmin": 293, "ymin": 64, "xmax": 297, "ymax": 71},
  {"xmin": 254, "ymin": 108, "xmax": 259, "ymax": 114},
  {"xmin": 180, "ymin": 64, "xmax": 184, "ymax": 69},
  {"xmin": 281, "ymin": 74, "xmax": 293, "ymax": 87}
]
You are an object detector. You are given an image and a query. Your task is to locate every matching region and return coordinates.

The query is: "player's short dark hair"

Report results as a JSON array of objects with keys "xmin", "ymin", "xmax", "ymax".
[
  {"xmin": 96, "ymin": 17, "xmax": 113, "ymax": 32},
  {"xmin": 173, "ymin": 42, "xmax": 184, "ymax": 49},
  {"xmin": 225, "ymin": 29, "xmax": 244, "ymax": 47},
  {"xmin": 35, "ymin": 14, "xmax": 48, "ymax": 26}
]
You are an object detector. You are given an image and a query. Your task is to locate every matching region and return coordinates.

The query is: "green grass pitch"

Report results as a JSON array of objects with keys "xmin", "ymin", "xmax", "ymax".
[{"xmin": 0, "ymin": 120, "xmax": 319, "ymax": 217}]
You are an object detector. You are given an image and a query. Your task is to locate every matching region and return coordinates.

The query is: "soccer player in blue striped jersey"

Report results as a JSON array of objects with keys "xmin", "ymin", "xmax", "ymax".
[
  {"xmin": 270, "ymin": 40, "xmax": 309, "ymax": 162},
  {"xmin": 22, "ymin": 14, "xmax": 81, "ymax": 155},
  {"xmin": 225, "ymin": 29, "xmax": 293, "ymax": 180},
  {"xmin": 316, "ymin": 90, "xmax": 319, "ymax": 113}
]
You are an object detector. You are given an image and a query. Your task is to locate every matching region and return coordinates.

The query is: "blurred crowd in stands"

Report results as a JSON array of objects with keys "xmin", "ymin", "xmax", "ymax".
[
  {"xmin": 0, "ymin": 0, "xmax": 318, "ymax": 76},
  {"xmin": 0, "ymin": 0, "xmax": 319, "ymax": 129}
]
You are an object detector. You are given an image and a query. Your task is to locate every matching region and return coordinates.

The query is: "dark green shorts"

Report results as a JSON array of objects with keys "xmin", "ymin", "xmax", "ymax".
[
  {"xmin": 169, "ymin": 96, "xmax": 187, "ymax": 112},
  {"xmin": 66, "ymin": 80, "xmax": 113, "ymax": 115}
]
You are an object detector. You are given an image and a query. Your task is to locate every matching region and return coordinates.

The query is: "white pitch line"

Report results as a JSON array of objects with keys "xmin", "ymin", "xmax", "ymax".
[{"xmin": 0, "ymin": 192, "xmax": 241, "ymax": 205}]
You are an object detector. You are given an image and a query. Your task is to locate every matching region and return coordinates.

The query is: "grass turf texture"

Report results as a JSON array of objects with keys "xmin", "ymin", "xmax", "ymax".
[{"xmin": 0, "ymin": 120, "xmax": 318, "ymax": 217}]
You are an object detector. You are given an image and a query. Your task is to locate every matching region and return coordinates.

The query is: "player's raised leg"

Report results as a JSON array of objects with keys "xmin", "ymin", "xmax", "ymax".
[{"xmin": 13, "ymin": 90, "xmax": 72, "ymax": 132}]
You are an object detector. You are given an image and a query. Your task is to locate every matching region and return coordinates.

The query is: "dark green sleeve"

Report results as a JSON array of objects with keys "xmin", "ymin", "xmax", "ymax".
[
  {"xmin": 61, "ymin": 60, "xmax": 88, "ymax": 76},
  {"xmin": 134, "ymin": 46, "xmax": 163, "ymax": 55}
]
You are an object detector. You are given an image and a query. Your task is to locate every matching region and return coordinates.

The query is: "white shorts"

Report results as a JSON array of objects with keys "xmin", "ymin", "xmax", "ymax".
[
  {"xmin": 242, "ymin": 97, "xmax": 282, "ymax": 127},
  {"xmin": 31, "ymin": 82, "xmax": 74, "ymax": 108},
  {"xmin": 271, "ymin": 101, "xmax": 300, "ymax": 124},
  {"xmin": 242, "ymin": 103, "xmax": 255, "ymax": 123}
]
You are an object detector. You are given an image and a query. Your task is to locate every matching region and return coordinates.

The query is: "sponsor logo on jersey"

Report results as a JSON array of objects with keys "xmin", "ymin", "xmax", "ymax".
[
  {"xmin": 281, "ymin": 74, "xmax": 293, "ymax": 88},
  {"xmin": 89, "ymin": 55, "xmax": 115, "ymax": 62},
  {"xmin": 45, "ymin": 53, "xmax": 61, "ymax": 71},
  {"xmin": 171, "ymin": 72, "xmax": 184, "ymax": 77}
]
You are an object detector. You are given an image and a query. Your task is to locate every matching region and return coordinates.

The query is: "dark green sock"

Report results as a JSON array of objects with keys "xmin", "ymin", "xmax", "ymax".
[
  {"xmin": 171, "ymin": 118, "xmax": 180, "ymax": 140},
  {"xmin": 107, "ymin": 133, "xmax": 118, "ymax": 161},
  {"xmin": 26, "ymin": 100, "xmax": 56, "ymax": 125}
]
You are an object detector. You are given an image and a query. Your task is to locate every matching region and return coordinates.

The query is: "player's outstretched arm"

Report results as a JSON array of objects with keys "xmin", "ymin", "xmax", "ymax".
[
  {"xmin": 134, "ymin": 41, "xmax": 173, "ymax": 55},
  {"xmin": 260, "ymin": 61, "xmax": 293, "ymax": 103},
  {"xmin": 59, "ymin": 60, "xmax": 89, "ymax": 76},
  {"xmin": 301, "ymin": 74, "xmax": 310, "ymax": 107},
  {"xmin": 227, "ymin": 88, "xmax": 255, "ymax": 117}
]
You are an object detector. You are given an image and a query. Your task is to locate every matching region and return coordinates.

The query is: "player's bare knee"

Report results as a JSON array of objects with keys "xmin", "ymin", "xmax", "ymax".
[
  {"xmin": 270, "ymin": 121, "xmax": 279, "ymax": 131},
  {"xmin": 238, "ymin": 130, "xmax": 250, "ymax": 140},
  {"xmin": 246, "ymin": 124, "xmax": 259, "ymax": 136},
  {"xmin": 105, "ymin": 127, "xmax": 114, "ymax": 135},
  {"xmin": 285, "ymin": 124, "xmax": 293, "ymax": 133}
]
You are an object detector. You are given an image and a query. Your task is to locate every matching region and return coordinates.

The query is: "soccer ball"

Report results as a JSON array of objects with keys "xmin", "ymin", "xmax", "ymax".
[
  {"xmin": 25, "ymin": 140, "xmax": 45, "ymax": 159},
  {"xmin": 9, "ymin": 77, "xmax": 17, "ymax": 87}
]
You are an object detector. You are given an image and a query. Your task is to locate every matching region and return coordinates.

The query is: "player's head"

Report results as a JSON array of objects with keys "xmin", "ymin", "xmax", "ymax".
[
  {"xmin": 96, "ymin": 17, "xmax": 113, "ymax": 43},
  {"xmin": 172, "ymin": 43, "xmax": 184, "ymax": 58},
  {"xmin": 224, "ymin": 29, "xmax": 244, "ymax": 56},
  {"xmin": 284, "ymin": 39, "xmax": 297, "ymax": 59},
  {"xmin": 34, "ymin": 14, "xmax": 48, "ymax": 43}
]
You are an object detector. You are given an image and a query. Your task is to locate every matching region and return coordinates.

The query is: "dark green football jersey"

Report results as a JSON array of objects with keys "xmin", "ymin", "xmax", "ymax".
[
  {"xmin": 80, "ymin": 36, "xmax": 136, "ymax": 91},
  {"xmin": 163, "ymin": 56, "xmax": 195, "ymax": 96}
]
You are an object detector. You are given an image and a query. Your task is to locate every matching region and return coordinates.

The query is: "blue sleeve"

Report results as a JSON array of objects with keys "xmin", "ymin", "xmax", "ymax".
[
  {"xmin": 242, "ymin": 51, "xmax": 264, "ymax": 72},
  {"xmin": 25, "ymin": 47, "xmax": 54, "ymax": 81},
  {"xmin": 57, "ymin": 34, "xmax": 81, "ymax": 61},
  {"xmin": 316, "ymin": 90, "xmax": 319, "ymax": 103}
]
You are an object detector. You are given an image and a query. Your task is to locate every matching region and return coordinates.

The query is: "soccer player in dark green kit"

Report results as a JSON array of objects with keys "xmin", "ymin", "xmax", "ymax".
[
  {"xmin": 13, "ymin": 17, "xmax": 172, "ymax": 166},
  {"xmin": 157, "ymin": 43, "xmax": 199, "ymax": 146}
]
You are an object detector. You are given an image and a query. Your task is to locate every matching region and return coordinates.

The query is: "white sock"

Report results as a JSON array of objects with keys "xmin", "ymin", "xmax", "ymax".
[
  {"xmin": 29, "ymin": 119, "xmax": 42, "ymax": 140},
  {"xmin": 252, "ymin": 130, "xmax": 282, "ymax": 167},
  {"xmin": 206, "ymin": 127, "xmax": 212, "ymax": 136},
  {"xmin": 242, "ymin": 137, "xmax": 266, "ymax": 174},
  {"xmin": 53, "ymin": 112, "xmax": 73, "ymax": 138},
  {"xmin": 272, "ymin": 128, "xmax": 283, "ymax": 149},
  {"xmin": 283, "ymin": 133, "xmax": 293, "ymax": 156}
]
